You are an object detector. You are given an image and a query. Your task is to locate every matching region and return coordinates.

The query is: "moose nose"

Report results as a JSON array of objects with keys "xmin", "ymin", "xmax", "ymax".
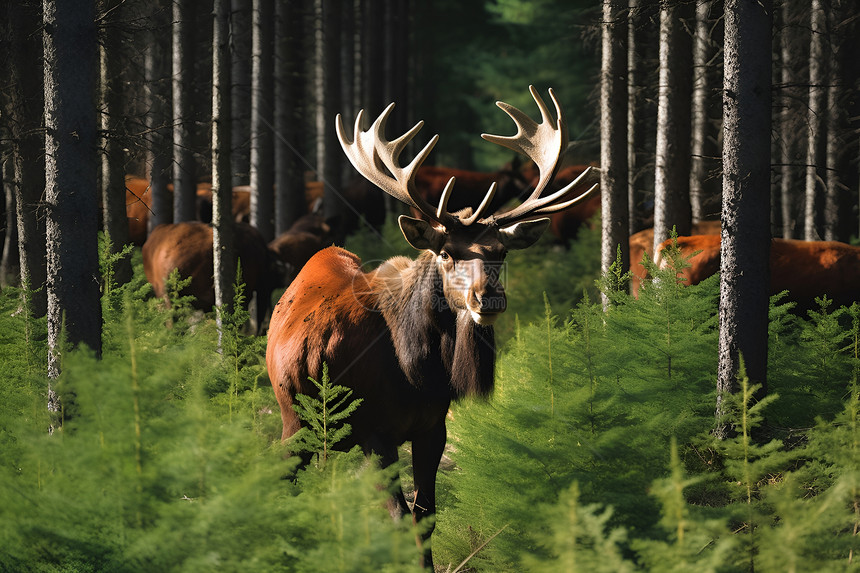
[{"xmin": 467, "ymin": 282, "xmax": 506, "ymax": 325}]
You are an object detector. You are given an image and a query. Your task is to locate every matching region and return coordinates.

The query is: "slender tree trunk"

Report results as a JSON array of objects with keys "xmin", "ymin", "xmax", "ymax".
[
  {"xmin": 823, "ymin": 0, "xmax": 846, "ymax": 241},
  {"xmin": 4, "ymin": 0, "xmax": 47, "ymax": 316},
  {"xmin": 173, "ymin": 0, "xmax": 197, "ymax": 222},
  {"xmin": 627, "ymin": 0, "xmax": 646, "ymax": 235},
  {"xmin": 317, "ymin": 0, "xmax": 344, "ymax": 242},
  {"xmin": 250, "ymin": 0, "xmax": 275, "ymax": 241},
  {"xmin": 690, "ymin": 0, "xmax": 720, "ymax": 223},
  {"xmin": 716, "ymin": 0, "xmax": 772, "ymax": 438},
  {"xmin": 600, "ymin": 0, "xmax": 629, "ymax": 302},
  {"xmin": 99, "ymin": 0, "xmax": 132, "ymax": 285},
  {"xmin": 145, "ymin": 2, "xmax": 171, "ymax": 231},
  {"xmin": 212, "ymin": 0, "xmax": 235, "ymax": 324},
  {"xmin": 778, "ymin": 0, "xmax": 800, "ymax": 239},
  {"xmin": 43, "ymin": 0, "xmax": 102, "ymax": 378},
  {"xmin": 803, "ymin": 0, "xmax": 827, "ymax": 241},
  {"xmin": 652, "ymin": 0, "xmax": 693, "ymax": 255},
  {"xmin": 274, "ymin": 0, "xmax": 307, "ymax": 235},
  {"xmin": 340, "ymin": 1, "xmax": 356, "ymax": 187},
  {"xmin": 231, "ymin": 0, "xmax": 252, "ymax": 187},
  {"xmin": 363, "ymin": 0, "xmax": 385, "ymax": 116},
  {"xmin": 1, "ymin": 164, "xmax": 19, "ymax": 286}
]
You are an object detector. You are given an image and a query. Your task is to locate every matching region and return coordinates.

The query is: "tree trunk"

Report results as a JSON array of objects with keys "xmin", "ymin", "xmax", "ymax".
[
  {"xmin": 823, "ymin": 0, "xmax": 847, "ymax": 242},
  {"xmin": 317, "ymin": 0, "xmax": 344, "ymax": 242},
  {"xmin": 600, "ymin": 0, "xmax": 629, "ymax": 302},
  {"xmin": 716, "ymin": 0, "xmax": 772, "ymax": 438},
  {"xmin": 231, "ymin": 0, "xmax": 252, "ymax": 187},
  {"xmin": 689, "ymin": 0, "xmax": 721, "ymax": 223},
  {"xmin": 627, "ymin": 0, "xmax": 648, "ymax": 235},
  {"xmin": 652, "ymin": 0, "xmax": 693, "ymax": 255},
  {"xmin": 363, "ymin": 0, "xmax": 385, "ymax": 116},
  {"xmin": 778, "ymin": 0, "xmax": 801, "ymax": 239},
  {"xmin": 43, "ymin": 0, "xmax": 102, "ymax": 377},
  {"xmin": 1, "ymin": 166, "xmax": 19, "ymax": 286},
  {"xmin": 144, "ymin": 1, "xmax": 172, "ymax": 231},
  {"xmin": 274, "ymin": 0, "xmax": 308, "ymax": 235},
  {"xmin": 803, "ymin": 0, "xmax": 827, "ymax": 241},
  {"xmin": 173, "ymin": 0, "xmax": 197, "ymax": 222},
  {"xmin": 250, "ymin": 0, "xmax": 275, "ymax": 241},
  {"xmin": 340, "ymin": 1, "xmax": 356, "ymax": 187},
  {"xmin": 99, "ymin": 0, "xmax": 132, "ymax": 286},
  {"xmin": 4, "ymin": 0, "xmax": 47, "ymax": 316},
  {"xmin": 212, "ymin": 0, "xmax": 235, "ymax": 323}
]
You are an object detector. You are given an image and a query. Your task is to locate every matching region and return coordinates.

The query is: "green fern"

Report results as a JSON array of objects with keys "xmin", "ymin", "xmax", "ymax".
[{"xmin": 291, "ymin": 363, "xmax": 364, "ymax": 466}]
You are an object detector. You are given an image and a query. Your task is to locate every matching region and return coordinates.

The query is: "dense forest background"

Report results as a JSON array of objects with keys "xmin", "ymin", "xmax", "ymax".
[{"xmin": 1, "ymin": 0, "xmax": 860, "ymax": 571}]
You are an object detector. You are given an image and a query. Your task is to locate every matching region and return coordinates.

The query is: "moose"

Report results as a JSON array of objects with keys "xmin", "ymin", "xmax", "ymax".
[
  {"xmin": 142, "ymin": 221, "xmax": 285, "ymax": 332},
  {"xmin": 265, "ymin": 87, "xmax": 597, "ymax": 568},
  {"xmin": 651, "ymin": 233, "xmax": 860, "ymax": 313}
]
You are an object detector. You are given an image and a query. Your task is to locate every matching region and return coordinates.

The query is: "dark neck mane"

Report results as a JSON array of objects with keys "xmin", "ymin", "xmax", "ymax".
[{"xmin": 373, "ymin": 252, "xmax": 495, "ymax": 399}]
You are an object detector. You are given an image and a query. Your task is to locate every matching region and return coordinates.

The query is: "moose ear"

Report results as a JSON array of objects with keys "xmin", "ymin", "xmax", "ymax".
[
  {"xmin": 398, "ymin": 215, "xmax": 446, "ymax": 253},
  {"xmin": 498, "ymin": 218, "xmax": 550, "ymax": 251}
]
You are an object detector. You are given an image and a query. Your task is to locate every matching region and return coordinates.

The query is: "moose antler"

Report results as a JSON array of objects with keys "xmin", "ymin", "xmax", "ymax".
[
  {"xmin": 481, "ymin": 86, "xmax": 598, "ymax": 227},
  {"xmin": 336, "ymin": 87, "xmax": 597, "ymax": 230},
  {"xmin": 336, "ymin": 104, "xmax": 499, "ymax": 227}
]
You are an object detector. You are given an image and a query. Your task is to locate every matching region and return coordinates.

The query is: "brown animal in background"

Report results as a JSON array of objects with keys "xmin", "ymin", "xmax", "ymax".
[
  {"xmin": 124, "ymin": 176, "xmax": 245, "ymax": 245},
  {"xmin": 268, "ymin": 213, "xmax": 334, "ymax": 277},
  {"xmin": 193, "ymin": 183, "xmax": 251, "ymax": 223},
  {"xmin": 266, "ymin": 87, "xmax": 598, "ymax": 569},
  {"xmin": 125, "ymin": 176, "xmax": 154, "ymax": 246},
  {"xmin": 142, "ymin": 222, "xmax": 285, "ymax": 331},
  {"xmin": 629, "ymin": 220, "xmax": 721, "ymax": 296},
  {"xmin": 408, "ymin": 160, "xmax": 529, "ymax": 221},
  {"xmin": 304, "ymin": 176, "xmax": 387, "ymax": 234},
  {"xmin": 652, "ymin": 234, "xmax": 860, "ymax": 313}
]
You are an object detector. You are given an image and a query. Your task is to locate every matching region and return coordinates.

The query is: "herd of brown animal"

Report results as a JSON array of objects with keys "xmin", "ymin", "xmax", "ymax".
[
  {"xmin": 132, "ymin": 165, "xmax": 860, "ymax": 330},
  {"xmin": 133, "ymin": 163, "xmax": 602, "ymax": 326},
  {"xmin": 631, "ymin": 220, "xmax": 860, "ymax": 313}
]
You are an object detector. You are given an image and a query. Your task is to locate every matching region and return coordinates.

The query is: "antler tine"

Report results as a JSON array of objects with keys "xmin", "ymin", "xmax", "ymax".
[
  {"xmin": 480, "ymin": 86, "xmax": 567, "ymax": 210},
  {"xmin": 491, "ymin": 166, "xmax": 599, "ymax": 226},
  {"xmin": 461, "ymin": 182, "xmax": 497, "ymax": 226},
  {"xmin": 479, "ymin": 87, "xmax": 600, "ymax": 227},
  {"xmin": 436, "ymin": 177, "xmax": 455, "ymax": 220},
  {"xmin": 336, "ymin": 104, "xmax": 449, "ymax": 224}
]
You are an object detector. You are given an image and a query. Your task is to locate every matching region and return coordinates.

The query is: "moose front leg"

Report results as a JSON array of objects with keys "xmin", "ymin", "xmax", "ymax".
[
  {"xmin": 411, "ymin": 422, "xmax": 447, "ymax": 569},
  {"xmin": 363, "ymin": 437, "xmax": 411, "ymax": 520}
]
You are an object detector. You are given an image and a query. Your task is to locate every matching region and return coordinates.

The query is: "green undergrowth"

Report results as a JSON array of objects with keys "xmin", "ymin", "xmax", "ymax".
[
  {"xmin": 2, "ymin": 231, "xmax": 859, "ymax": 571},
  {"xmin": 0, "ymin": 247, "xmax": 423, "ymax": 572},
  {"xmin": 435, "ymin": 240, "xmax": 860, "ymax": 571}
]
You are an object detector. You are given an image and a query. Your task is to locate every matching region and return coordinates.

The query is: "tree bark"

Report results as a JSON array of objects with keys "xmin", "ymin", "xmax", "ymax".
[
  {"xmin": 652, "ymin": 0, "xmax": 693, "ymax": 255},
  {"xmin": 212, "ymin": 0, "xmax": 235, "ymax": 320},
  {"xmin": 274, "ymin": 0, "xmax": 308, "ymax": 235},
  {"xmin": 144, "ymin": 1, "xmax": 172, "ymax": 231},
  {"xmin": 627, "ymin": 0, "xmax": 647, "ymax": 235},
  {"xmin": 777, "ymin": 0, "xmax": 801, "ymax": 239},
  {"xmin": 231, "ymin": 0, "xmax": 252, "ymax": 187},
  {"xmin": 689, "ymin": 0, "xmax": 721, "ymax": 223},
  {"xmin": 3, "ymin": 0, "xmax": 48, "ymax": 316},
  {"xmin": 1, "ymin": 165, "xmax": 19, "ymax": 286},
  {"xmin": 600, "ymin": 0, "xmax": 629, "ymax": 302},
  {"xmin": 716, "ymin": 0, "xmax": 772, "ymax": 438},
  {"xmin": 250, "ymin": 0, "xmax": 275, "ymax": 241},
  {"xmin": 43, "ymin": 0, "xmax": 102, "ymax": 377},
  {"xmin": 317, "ymin": 0, "xmax": 344, "ymax": 242},
  {"xmin": 823, "ymin": 0, "xmax": 847, "ymax": 242},
  {"xmin": 363, "ymin": 0, "xmax": 385, "ymax": 116},
  {"xmin": 803, "ymin": 0, "xmax": 827, "ymax": 241},
  {"xmin": 173, "ymin": 0, "xmax": 197, "ymax": 222},
  {"xmin": 99, "ymin": 0, "xmax": 132, "ymax": 286}
]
